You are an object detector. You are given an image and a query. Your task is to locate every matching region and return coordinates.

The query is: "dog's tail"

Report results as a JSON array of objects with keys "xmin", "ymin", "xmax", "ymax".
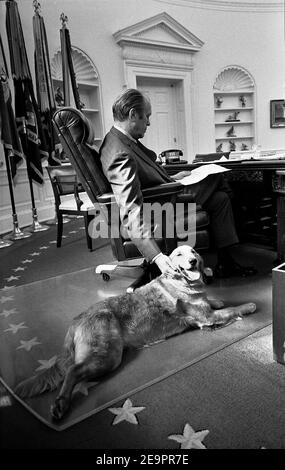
[{"xmin": 14, "ymin": 327, "xmax": 75, "ymax": 398}]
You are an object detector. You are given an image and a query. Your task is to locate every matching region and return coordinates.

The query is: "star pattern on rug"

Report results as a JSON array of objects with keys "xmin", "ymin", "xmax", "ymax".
[
  {"xmin": 36, "ymin": 356, "xmax": 58, "ymax": 371},
  {"xmin": 168, "ymin": 423, "xmax": 209, "ymax": 449},
  {"xmin": 0, "ymin": 308, "xmax": 18, "ymax": 318},
  {"xmin": 22, "ymin": 259, "xmax": 33, "ymax": 264},
  {"xmin": 16, "ymin": 337, "xmax": 41, "ymax": 351},
  {"xmin": 5, "ymin": 276, "xmax": 20, "ymax": 282},
  {"xmin": 30, "ymin": 252, "xmax": 40, "ymax": 257},
  {"xmin": 0, "ymin": 395, "xmax": 12, "ymax": 407},
  {"xmin": 4, "ymin": 322, "xmax": 28, "ymax": 334},
  {"xmin": 109, "ymin": 398, "xmax": 145, "ymax": 425},
  {"xmin": 49, "ymin": 241, "xmax": 57, "ymax": 244},
  {"xmin": 13, "ymin": 267, "xmax": 26, "ymax": 272},
  {"xmin": 0, "ymin": 295, "xmax": 14, "ymax": 304},
  {"xmin": 39, "ymin": 246, "xmax": 49, "ymax": 250},
  {"xmin": 2, "ymin": 285, "xmax": 16, "ymax": 291}
]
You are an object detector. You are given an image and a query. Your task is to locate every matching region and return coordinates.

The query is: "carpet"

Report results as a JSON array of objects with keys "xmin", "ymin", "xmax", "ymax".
[
  {"xmin": 0, "ymin": 217, "xmax": 110, "ymax": 288},
  {"xmin": 0, "ymin": 247, "xmax": 273, "ymax": 431}
]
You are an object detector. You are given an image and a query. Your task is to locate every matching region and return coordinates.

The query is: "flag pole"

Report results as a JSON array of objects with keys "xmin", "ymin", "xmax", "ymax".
[
  {"xmin": 25, "ymin": 85, "xmax": 49, "ymax": 233},
  {"xmin": 26, "ymin": 3, "xmax": 49, "ymax": 233},
  {"xmin": 5, "ymin": 0, "xmax": 49, "ymax": 234},
  {"xmin": 0, "ymin": 29, "xmax": 29, "ymax": 242},
  {"xmin": 0, "ymin": 161, "xmax": 13, "ymax": 248},
  {"xmin": 60, "ymin": 13, "xmax": 70, "ymax": 107},
  {"xmin": 60, "ymin": 12, "xmax": 82, "ymax": 110},
  {"xmin": 26, "ymin": 161, "xmax": 49, "ymax": 232},
  {"xmin": 4, "ymin": 147, "xmax": 31, "ymax": 240},
  {"xmin": 0, "ymin": 237, "xmax": 13, "ymax": 248}
]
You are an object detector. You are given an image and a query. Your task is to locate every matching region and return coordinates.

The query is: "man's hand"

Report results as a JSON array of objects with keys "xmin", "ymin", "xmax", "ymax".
[
  {"xmin": 153, "ymin": 253, "xmax": 177, "ymax": 275},
  {"xmin": 173, "ymin": 170, "xmax": 192, "ymax": 181}
]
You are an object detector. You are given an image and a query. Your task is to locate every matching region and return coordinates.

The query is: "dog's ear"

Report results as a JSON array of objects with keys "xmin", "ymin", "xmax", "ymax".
[{"xmin": 197, "ymin": 253, "xmax": 204, "ymax": 274}]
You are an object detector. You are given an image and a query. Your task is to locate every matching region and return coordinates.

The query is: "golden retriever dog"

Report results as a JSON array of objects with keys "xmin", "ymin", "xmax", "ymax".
[{"xmin": 15, "ymin": 245, "xmax": 256, "ymax": 420}]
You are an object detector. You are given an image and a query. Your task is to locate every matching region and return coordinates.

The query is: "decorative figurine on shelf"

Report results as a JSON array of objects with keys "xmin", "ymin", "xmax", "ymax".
[
  {"xmin": 239, "ymin": 95, "xmax": 246, "ymax": 107},
  {"xmin": 55, "ymin": 87, "xmax": 64, "ymax": 107},
  {"xmin": 216, "ymin": 96, "xmax": 223, "ymax": 108},
  {"xmin": 226, "ymin": 125, "xmax": 236, "ymax": 137},
  {"xmin": 216, "ymin": 143, "xmax": 223, "ymax": 152},
  {"xmin": 225, "ymin": 111, "xmax": 240, "ymax": 122},
  {"xmin": 229, "ymin": 140, "xmax": 236, "ymax": 152},
  {"xmin": 241, "ymin": 143, "xmax": 248, "ymax": 151}
]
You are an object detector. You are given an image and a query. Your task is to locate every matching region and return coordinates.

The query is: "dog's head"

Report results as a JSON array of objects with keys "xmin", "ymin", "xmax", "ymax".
[{"xmin": 169, "ymin": 245, "xmax": 204, "ymax": 283}]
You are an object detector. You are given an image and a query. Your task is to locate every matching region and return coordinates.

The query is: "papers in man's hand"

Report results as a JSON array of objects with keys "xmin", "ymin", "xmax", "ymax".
[{"xmin": 179, "ymin": 164, "xmax": 231, "ymax": 186}]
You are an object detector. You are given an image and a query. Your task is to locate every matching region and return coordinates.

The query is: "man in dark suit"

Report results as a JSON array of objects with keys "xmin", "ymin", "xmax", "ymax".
[{"xmin": 100, "ymin": 88, "xmax": 256, "ymax": 277}]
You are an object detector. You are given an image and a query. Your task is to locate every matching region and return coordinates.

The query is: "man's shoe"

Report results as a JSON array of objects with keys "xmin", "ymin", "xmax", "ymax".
[{"xmin": 214, "ymin": 262, "xmax": 258, "ymax": 279}]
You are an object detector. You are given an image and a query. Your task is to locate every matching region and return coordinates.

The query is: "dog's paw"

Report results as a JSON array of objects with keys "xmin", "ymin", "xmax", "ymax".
[
  {"xmin": 50, "ymin": 396, "xmax": 70, "ymax": 421},
  {"xmin": 248, "ymin": 302, "xmax": 257, "ymax": 312},
  {"xmin": 209, "ymin": 298, "xmax": 224, "ymax": 309},
  {"xmin": 243, "ymin": 302, "xmax": 257, "ymax": 314},
  {"xmin": 235, "ymin": 302, "xmax": 257, "ymax": 317}
]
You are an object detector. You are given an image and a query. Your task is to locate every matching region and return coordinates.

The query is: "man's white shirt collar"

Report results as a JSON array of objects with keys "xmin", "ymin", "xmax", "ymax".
[{"xmin": 114, "ymin": 124, "xmax": 137, "ymax": 143}]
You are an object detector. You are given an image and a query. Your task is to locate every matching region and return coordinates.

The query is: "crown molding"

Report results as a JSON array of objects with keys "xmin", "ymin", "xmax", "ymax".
[{"xmin": 154, "ymin": 0, "xmax": 284, "ymax": 12}]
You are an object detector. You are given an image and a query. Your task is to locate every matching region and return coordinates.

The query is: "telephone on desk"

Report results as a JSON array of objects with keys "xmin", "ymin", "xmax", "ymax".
[{"xmin": 158, "ymin": 149, "xmax": 187, "ymax": 165}]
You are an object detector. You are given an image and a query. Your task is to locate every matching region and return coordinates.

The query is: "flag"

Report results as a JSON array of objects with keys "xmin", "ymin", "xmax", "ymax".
[
  {"xmin": 6, "ymin": 0, "xmax": 48, "ymax": 184},
  {"xmin": 0, "ymin": 33, "xmax": 23, "ymax": 178},
  {"xmin": 60, "ymin": 12, "xmax": 82, "ymax": 110},
  {"xmin": 33, "ymin": 6, "xmax": 61, "ymax": 166}
]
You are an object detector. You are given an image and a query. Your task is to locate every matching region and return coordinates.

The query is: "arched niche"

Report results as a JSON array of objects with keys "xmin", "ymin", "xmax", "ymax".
[
  {"xmin": 213, "ymin": 66, "xmax": 256, "ymax": 153},
  {"xmin": 51, "ymin": 47, "xmax": 104, "ymax": 147}
]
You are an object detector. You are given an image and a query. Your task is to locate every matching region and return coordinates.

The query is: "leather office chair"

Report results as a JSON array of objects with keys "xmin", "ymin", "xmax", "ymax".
[
  {"xmin": 52, "ymin": 107, "xmax": 210, "ymax": 289},
  {"xmin": 47, "ymin": 165, "xmax": 97, "ymax": 251}
]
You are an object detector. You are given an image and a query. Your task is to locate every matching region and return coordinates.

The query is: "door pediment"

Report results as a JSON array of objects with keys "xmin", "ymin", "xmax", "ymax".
[{"xmin": 113, "ymin": 12, "xmax": 204, "ymax": 53}]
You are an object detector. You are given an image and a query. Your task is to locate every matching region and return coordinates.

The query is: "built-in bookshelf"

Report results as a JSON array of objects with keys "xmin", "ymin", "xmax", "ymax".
[
  {"xmin": 51, "ymin": 47, "xmax": 103, "ymax": 149},
  {"xmin": 213, "ymin": 67, "xmax": 255, "ymax": 153}
]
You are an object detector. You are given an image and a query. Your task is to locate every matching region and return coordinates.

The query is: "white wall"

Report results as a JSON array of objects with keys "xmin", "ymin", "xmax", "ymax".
[{"xmin": 1, "ymin": 0, "xmax": 285, "ymax": 233}]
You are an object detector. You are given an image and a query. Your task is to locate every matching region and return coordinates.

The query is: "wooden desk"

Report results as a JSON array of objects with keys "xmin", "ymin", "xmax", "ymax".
[
  {"xmin": 164, "ymin": 159, "xmax": 285, "ymax": 173},
  {"xmin": 164, "ymin": 160, "xmax": 285, "ymax": 261}
]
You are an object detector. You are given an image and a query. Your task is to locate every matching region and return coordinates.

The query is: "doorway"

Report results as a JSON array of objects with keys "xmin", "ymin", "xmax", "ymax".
[{"xmin": 137, "ymin": 77, "xmax": 186, "ymax": 157}]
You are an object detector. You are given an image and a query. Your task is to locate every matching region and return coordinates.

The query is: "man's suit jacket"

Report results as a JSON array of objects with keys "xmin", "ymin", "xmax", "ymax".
[{"xmin": 99, "ymin": 126, "xmax": 174, "ymax": 261}]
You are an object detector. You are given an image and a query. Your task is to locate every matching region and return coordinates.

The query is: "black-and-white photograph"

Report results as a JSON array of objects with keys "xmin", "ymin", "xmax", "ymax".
[{"xmin": 1, "ymin": 0, "xmax": 285, "ymax": 454}]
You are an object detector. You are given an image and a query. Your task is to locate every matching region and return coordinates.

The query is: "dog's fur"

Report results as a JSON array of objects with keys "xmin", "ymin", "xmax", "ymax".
[{"xmin": 15, "ymin": 246, "xmax": 256, "ymax": 420}]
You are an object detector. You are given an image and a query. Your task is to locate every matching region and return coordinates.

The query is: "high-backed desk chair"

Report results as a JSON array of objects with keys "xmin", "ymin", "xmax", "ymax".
[{"xmin": 53, "ymin": 107, "xmax": 210, "ymax": 290}]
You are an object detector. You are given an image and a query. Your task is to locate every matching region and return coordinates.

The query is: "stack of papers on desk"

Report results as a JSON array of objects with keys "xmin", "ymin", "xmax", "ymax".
[
  {"xmin": 251, "ymin": 153, "xmax": 285, "ymax": 160},
  {"xmin": 229, "ymin": 150, "xmax": 285, "ymax": 161},
  {"xmin": 179, "ymin": 164, "xmax": 231, "ymax": 186},
  {"xmin": 196, "ymin": 156, "xmax": 229, "ymax": 164}
]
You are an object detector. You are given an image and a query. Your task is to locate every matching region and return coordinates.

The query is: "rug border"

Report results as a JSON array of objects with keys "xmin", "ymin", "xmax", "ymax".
[{"xmin": 1, "ymin": 321, "xmax": 271, "ymax": 432}]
